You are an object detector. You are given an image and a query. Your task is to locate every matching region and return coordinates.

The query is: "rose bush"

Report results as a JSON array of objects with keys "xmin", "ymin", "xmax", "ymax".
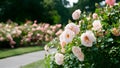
[
  {"xmin": 45, "ymin": 2, "xmax": 120, "ymax": 68},
  {"xmin": 0, "ymin": 22, "xmax": 62, "ymax": 48}
]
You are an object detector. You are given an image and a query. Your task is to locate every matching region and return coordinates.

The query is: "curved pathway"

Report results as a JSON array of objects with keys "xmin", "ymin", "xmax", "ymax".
[{"xmin": 0, "ymin": 48, "xmax": 56, "ymax": 68}]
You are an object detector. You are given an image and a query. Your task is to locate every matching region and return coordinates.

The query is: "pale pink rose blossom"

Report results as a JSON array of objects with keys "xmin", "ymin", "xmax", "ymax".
[
  {"xmin": 55, "ymin": 53, "xmax": 64, "ymax": 65},
  {"xmin": 92, "ymin": 13, "xmax": 98, "ymax": 19},
  {"xmin": 59, "ymin": 29, "xmax": 75, "ymax": 45},
  {"xmin": 72, "ymin": 46, "xmax": 84, "ymax": 61},
  {"xmin": 105, "ymin": 0, "xmax": 116, "ymax": 6},
  {"xmin": 92, "ymin": 20, "xmax": 102, "ymax": 31},
  {"xmin": 65, "ymin": 23, "xmax": 80, "ymax": 34},
  {"xmin": 81, "ymin": 31, "xmax": 96, "ymax": 47},
  {"xmin": 72, "ymin": 9, "xmax": 81, "ymax": 20}
]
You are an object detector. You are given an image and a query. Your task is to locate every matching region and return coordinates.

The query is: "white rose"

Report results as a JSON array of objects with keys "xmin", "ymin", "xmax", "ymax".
[
  {"xmin": 59, "ymin": 29, "xmax": 75, "ymax": 47},
  {"xmin": 55, "ymin": 53, "xmax": 64, "ymax": 65},
  {"xmin": 72, "ymin": 46, "xmax": 84, "ymax": 61},
  {"xmin": 81, "ymin": 31, "xmax": 96, "ymax": 47},
  {"xmin": 65, "ymin": 23, "xmax": 80, "ymax": 34},
  {"xmin": 92, "ymin": 13, "xmax": 98, "ymax": 19},
  {"xmin": 92, "ymin": 20, "xmax": 102, "ymax": 31},
  {"xmin": 72, "ymin": 9, "xmax": 81, "ymax": 20}
]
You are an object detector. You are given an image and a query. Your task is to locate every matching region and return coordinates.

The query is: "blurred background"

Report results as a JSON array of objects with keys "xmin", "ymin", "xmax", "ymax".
[{"xmin": 0, "ymin": 0, "xmax": 119, "ymax": 25}]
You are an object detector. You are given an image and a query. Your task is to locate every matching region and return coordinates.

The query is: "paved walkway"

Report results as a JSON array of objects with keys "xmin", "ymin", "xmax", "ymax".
[{"xmin": 0, "ymin": 48, "xmax": 56, "ymax": 68}]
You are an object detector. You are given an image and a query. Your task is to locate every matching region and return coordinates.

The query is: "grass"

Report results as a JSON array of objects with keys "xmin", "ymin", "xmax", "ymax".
[
  {"xmin": 0, "ymin": 46, "xmax": 43, "ymax": 59},
  {"xmin": 21, "ymin": 59, "xmax": 45, "ymax": 68}
]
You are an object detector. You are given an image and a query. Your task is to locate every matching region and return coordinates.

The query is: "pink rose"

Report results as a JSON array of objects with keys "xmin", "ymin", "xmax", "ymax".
[
  {"xmin": 105, "ymin": 0, "xmax": 116, "ymax": 6},
  {"xmin": 92, "ymin": 13, "xmax": 98, "ymax": 19},
  {"xmin": 72, "ymin": 9, "xmax": 81, "ymax": 20}
]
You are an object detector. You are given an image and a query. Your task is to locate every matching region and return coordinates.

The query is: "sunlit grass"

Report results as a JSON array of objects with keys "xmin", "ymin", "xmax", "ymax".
[
  {"xmin": 0, "ymin": 46, "xmax": 43, "ymax": 59},
  {"xmin": 21, "ymin": 59, "xmax": 45, "ymax": 68}
]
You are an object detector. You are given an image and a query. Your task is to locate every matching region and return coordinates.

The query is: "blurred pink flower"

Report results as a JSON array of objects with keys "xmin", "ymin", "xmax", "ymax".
[
  {"xmin": 7, "ymin": 34, "xmax": 13, "ymax": 41},
  {"xmin": 47, "ymin": 30, "xmax": 53, "ymax": 35},
  {"xmin": 25, "ymin": 38, "xmax": 31, "ymax": 42},
  {"xmin": 33, "ymin": 20, "xmax": 38, "ymax": 27},
  {"xmin": 111, "ymin": 28, "xmax": 120, "ymax": 36},
  {"xmin": 92, "ymin": 13, "xmax": 98, "ymax": 19},
  {"xmin": 44, "ymin": 24, "xmax": 50, "ymax": 30},
  {"xmin": 56, "ymin": 24, "xmax": 62, "ymax": 28},
  {"xmin": 0, "ymin": 37, "xmax": 4, "ymax": 41},
  {"xmin": 72, "ymin": 46, "xmax": 84, "ymax": 61},
  {"xmin": 10, "ymin": 40, "xmax": 16, "ymax": 45},
  {"xmin": 55, "ymin": 53, "xmax": 64, "ymax": 65},
  {"xmin": 37, "ymin": 34, "xmax": 40, "ymax": 37},
  {"xmin": 27, "ymin": 32, "xmax": 33, "ymax": 38},
  {"xmin": 55, "ymin": 29, "xmax": 63, "ymax": 36},
  {"xmin": 45, "ymin": 35, "xmax": 49, "ymax": 41},
  {"xmin": 65, "ymin": 23, "xmax": 80, "ymax": 34},
  {"xmin": 16, "ymin": 30, "xmax": 22, "ymax": 36},
  {"xmin": 51, "ymin": 26, "xmax": 57, "ymax": 32},
  {"xmin": 92, "ymin": 20, "xmax": 102, "ymax": 31},
  {"xmin": 32, "ymin": 28, "xmax": 36, "ymax": 31},
  {"xmin": 72, "ymin": 9, "xmax": 81, "ymax": 20},
  {"xmin": 81, "ymin": 31, "xmax": 96, "ymax": 47},
  {"xmin": 105, "ymin": 0, "xmax": 116, "ymax": 6},
  {"xmin": 36, "ymin": 26, "xmax": 44, "ymax": 32}
]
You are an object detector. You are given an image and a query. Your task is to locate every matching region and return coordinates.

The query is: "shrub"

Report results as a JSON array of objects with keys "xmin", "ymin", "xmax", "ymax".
[
  {"xmin": 0, "ymin": 21, "xmax": 62, "ymax": 48},
  {"xmin": 45, "ymin": 2, "xmax": 120, "ymax": 68}
]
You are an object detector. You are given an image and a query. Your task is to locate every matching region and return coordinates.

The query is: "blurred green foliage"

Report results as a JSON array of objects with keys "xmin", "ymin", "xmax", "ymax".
[{"xmin": 0, "ymin": 0, "xmax": 120, "ymax": 24}]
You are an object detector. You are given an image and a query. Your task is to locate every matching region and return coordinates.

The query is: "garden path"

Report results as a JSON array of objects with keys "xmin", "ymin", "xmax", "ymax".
[{"xmin": 0, "ymin": 48, "xmax": 56, "ymax": 68}]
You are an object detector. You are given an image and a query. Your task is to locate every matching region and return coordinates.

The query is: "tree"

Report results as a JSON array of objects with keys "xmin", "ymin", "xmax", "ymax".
[{"xmin": 0, "ymin": 0, "xmax": 61, "ymax": 24}]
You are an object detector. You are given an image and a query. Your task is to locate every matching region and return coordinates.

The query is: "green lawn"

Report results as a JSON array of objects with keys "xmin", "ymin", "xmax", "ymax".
[
  {"xmin": 0, "ymin": 46, "xmax": 43, "ymax": 59},
  {"xmin": 21, "ymin": 59, "xmax": 45, "ymax": 68}
]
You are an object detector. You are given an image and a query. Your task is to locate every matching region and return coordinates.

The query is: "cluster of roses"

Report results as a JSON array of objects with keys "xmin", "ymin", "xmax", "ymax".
[
  {"xmin": 52, "ymin": 0, "xmax": 119, "ymax": 66},
  {"xmin": 0, "ymin": 21, "xmax": 62, "ymax": 48},
  {"xmin": 55, "ymin": 9, "xmax": 97, "ymax": 66}
]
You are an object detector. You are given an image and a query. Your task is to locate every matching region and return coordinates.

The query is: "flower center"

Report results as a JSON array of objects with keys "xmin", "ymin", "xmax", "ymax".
[
  {"xmin": 84, "ymin": 36, "xmax": 90, "ymax": 42},
  {"xmin": 66, "ymin": 34, "xmax": 70, "ymax": 38}
]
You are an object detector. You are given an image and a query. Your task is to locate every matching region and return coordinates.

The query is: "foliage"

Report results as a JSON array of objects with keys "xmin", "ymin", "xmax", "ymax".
[
  {"xmin": 0, "ymin": 21, "xmax": 62, "ymax": 48},
  {"xmin": 0, "ymin": 0, "xmax": 61, "ymax": 24},
  {"xmin": 45, "ymin": 2, "xmax": 120, "ymax": 68}
]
